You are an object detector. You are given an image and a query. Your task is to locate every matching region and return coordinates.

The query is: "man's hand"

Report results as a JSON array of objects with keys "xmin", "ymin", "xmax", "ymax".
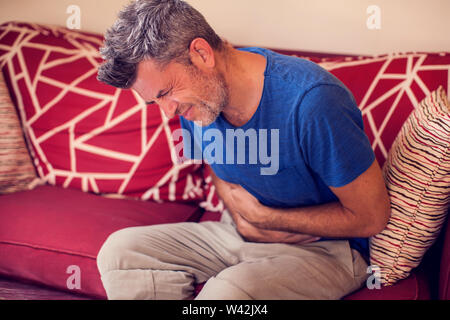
[
  {"xmin": 208, "ymin": 167, "xmax": 320, "ymax": 244},
  {"xmin": 208, "ymin": 169, "xmax": 262, "ymax": 223},
  {"xmin": 227, "ymin": 184, "xmax": 270, "ymax": 226},
  {"xmin": 232, "ymin": 211, "xmax": 320, "ymax": 244}
]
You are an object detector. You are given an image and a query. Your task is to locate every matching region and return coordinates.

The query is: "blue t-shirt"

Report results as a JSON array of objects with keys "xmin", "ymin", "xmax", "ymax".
[{"xmin": 179, "ymin": 47, "xmax": 375, "ymax": 257}]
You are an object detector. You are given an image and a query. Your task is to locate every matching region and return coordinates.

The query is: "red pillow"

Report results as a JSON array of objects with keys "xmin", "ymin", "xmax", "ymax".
[
  {"xmin": 319, "ymin": 52, "xmax": 450, "ymax": 167},
  {"xmin": 198, "ymin": 165, "xmax": 226, "ymax": 217},
  {"xmin": 0, "ymin": 21, "xmax": 204, "ymax": 203},
  {"xmin": 0, "ymin": 185, "xmax": 202, "ymax": 298}
]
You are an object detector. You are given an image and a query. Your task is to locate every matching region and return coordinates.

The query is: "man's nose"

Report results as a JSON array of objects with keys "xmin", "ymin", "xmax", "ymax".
[{"xmin": 159, "ymin": 100, "xmax": 178, "ymax": 119}]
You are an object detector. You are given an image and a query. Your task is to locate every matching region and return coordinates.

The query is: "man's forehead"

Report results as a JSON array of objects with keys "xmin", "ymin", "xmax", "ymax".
[
  {"xmin": 138, "ymin": 58, "xmax": 166, "ymax": 73},
  {"xmin": 132, "ymin": 59, "xmax": 167, "ymax": 96},
  {"xmin": 135, "ymin": 59, "xmax": 165, "ymax": 82}
]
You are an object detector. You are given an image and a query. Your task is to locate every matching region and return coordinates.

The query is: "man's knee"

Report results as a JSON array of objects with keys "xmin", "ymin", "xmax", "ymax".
[
  {"xmin": 97, "ymin": 227, "xmax": 140, "ymax": 276},
  {"xmin": 96, "ymin": 223, "xmax": 194, "ymax": 276}
]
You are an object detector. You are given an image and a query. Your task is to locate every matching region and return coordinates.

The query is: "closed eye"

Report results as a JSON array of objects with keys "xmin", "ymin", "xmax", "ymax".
[
  {"xmin": 146, "ymin": 87, "xmax": 172, "ymax": 105},
  {"xmin": 158, "ymin": 88, "xmax": 171, "ymax": 99}
]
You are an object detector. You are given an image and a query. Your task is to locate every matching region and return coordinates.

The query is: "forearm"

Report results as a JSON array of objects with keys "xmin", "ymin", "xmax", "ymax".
[
  {"xmin": 257, "ymin": 202, "xmax": 374, "ymax": 238},
  {"xmin": 232, "ymin": 161, "xmax": 390, "ymax": 238},
  {"xmin": 212, "ymin": 168, "xmax": 376, "ymax": 238}
]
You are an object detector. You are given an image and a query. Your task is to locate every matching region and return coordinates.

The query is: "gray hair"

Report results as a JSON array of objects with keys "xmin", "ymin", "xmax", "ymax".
[{"xmin": 97, "ymin": 0, "xmax": 223, "ymax": 88}]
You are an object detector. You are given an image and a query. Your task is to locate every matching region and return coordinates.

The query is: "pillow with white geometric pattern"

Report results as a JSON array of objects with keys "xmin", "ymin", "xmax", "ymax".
[
  {"xmin": 0, "ymin": 72, "xmax": 39, "ymax": 194},
  {"xmin": 370, "ymin": 86, "xmax": 450, "ymax": 285},
  {"xmin": 0, "ymin": 22, "xmax": 204, "ymax": 203}
]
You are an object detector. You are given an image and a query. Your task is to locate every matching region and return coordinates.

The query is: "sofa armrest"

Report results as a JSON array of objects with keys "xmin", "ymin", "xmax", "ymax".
[{"xmin": 439, "ymin": 215, "xmax": 450, "ymax": 300}]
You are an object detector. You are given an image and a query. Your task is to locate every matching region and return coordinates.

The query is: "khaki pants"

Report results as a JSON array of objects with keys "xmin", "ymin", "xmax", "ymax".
[{"xmin": 96, "ymin": 210, "xmax": 368, "ymax": 300}]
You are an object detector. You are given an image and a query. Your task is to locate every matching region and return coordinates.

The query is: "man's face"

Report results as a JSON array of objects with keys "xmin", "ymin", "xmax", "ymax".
[{"xmin": 132, "ymin": 58, "xmax": 229, "ymax": 127}]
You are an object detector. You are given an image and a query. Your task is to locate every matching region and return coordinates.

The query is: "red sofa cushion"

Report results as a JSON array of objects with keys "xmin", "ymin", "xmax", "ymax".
[
  {"xmin": 0, "ymin": 185, "xmax": 202, "ymax": 298},
  {"xmin": 0, "ymin": 21, "xmax": 204, "ymax": 203},
  {"xmin": 344, "ymin": 271, "xmax": 430, "ymax": 300}
]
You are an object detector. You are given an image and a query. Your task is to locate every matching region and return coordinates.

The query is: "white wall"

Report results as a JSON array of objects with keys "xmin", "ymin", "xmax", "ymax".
[{"xmin": 0, "ymin": 0, "xmax": 449, "ymax": 55}]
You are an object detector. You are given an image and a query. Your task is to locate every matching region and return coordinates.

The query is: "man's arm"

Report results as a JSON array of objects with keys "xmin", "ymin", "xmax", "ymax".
[
  {"xmin": 210, "ymin": 168, "xmax": 320, "ymax": 243},
  {"xmin": 228, "ymin": 160, "xmax": 391, "ymax": 238}
]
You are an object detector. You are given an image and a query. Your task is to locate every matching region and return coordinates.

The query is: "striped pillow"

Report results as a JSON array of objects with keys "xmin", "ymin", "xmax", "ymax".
[
  {"xmin": 370, "ymin": 86, "xmax": 450, "ymax": 285},
  {"xmin": 0, "ymin": 73, "xmax": 39, "ymax": 194}
]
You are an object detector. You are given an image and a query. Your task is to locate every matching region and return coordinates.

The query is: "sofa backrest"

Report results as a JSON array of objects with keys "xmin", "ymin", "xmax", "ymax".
[{"xmin": 1, "ymin": 22, "xmax": 449, "ymax": 296}]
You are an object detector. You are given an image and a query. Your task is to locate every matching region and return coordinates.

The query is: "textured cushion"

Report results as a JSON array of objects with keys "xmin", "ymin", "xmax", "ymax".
[
  {"xmin": 0, "ymin": 21, "xmax": 204, "ymax": 203},
  {"xmin": 370, "ymin": 87, "xmax": 450, "ymax": 285},
  {"xmin": 0, "ymin": 72, "xmax": 38, "ymax": 193},
  {"xmin": 0, "ymin": 185, "xmax": 203, "ymax": 298}
]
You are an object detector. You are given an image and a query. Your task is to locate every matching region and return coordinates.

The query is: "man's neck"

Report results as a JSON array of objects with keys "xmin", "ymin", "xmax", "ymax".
[{"xmin": 219, "ymin": 47, "xmax": 267, "ymax": 127}]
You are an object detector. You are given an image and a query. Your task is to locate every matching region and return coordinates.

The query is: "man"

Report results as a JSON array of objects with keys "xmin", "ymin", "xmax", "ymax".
[{"xmin": 96, "ymin": 0, "xmax": 391, "ymax": 300}]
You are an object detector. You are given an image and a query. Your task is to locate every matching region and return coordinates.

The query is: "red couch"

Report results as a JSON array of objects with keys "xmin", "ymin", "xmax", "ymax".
[{"xmin": 0, "ymin": 22, "xmax": 448, "ymax": 300}]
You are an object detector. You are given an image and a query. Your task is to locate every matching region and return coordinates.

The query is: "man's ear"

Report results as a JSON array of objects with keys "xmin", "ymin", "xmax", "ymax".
[{"xmin": 189, "ymin": 38, "xmax": 215, "ymax": 69}]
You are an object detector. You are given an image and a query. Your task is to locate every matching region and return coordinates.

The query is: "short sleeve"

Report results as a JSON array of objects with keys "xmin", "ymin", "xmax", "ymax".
[
  {"xmin": 179, "ymin": 116, "xmax": 203, "ymax": 160},
  {"xmin": 298, "ymin": 84, "xmax": 375, "ymax": 187}
]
